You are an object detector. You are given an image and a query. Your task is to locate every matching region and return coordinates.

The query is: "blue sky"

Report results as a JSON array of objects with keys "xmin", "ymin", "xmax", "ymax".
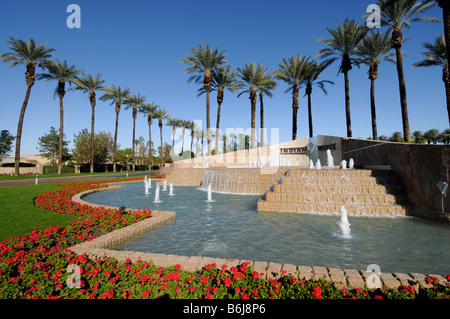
[{"xmin": 0, "ymin": 0, "xmax": 447, "ymax": 156}]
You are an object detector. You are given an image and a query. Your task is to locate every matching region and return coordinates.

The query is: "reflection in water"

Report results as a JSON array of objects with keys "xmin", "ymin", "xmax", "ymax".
[{"xmin": 83, "ymin": 183, "xmax": 450, "ymax": 275}]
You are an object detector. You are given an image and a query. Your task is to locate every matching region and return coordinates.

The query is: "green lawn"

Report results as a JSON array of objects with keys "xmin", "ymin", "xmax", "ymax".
[
  {"xmin": 0, "ymin": 183, "xmax": 76, "ymax": 241},
  {"xmin": 0, "ymin": 170, "xmax": 153, "ymax": 180}
]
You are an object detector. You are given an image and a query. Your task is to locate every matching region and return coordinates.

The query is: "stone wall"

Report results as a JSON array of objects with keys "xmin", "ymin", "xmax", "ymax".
[{"xmin": 341, "ymin": 138, "xmax": 450, "ymax": 221}]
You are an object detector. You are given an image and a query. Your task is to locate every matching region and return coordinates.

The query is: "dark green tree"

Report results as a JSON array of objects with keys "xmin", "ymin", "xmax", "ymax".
[
  {"xmin": 0, "ymin": 130, "xmax": 15, "ymax": 166},
  {"xmin": 37, "ymin": 127, "xmax": 69, "ymax": 165}
]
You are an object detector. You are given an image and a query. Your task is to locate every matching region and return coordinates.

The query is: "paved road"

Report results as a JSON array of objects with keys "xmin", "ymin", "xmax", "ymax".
[{"xmin": 0, "ymin": 172, "xmax": 148, "ymax": 187}]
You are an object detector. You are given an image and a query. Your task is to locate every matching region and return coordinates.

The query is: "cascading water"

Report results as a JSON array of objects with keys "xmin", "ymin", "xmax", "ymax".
[
  {"xmin": 349, "ymin": 158, "xmax": 354, "ymax": 169},
  {"xmin": 327, "ymin": 149, "xmax": 334, "ymax": 169},
  {"xmin": 309, "ymin": 160, "xmax": 314, "ymax": 169},
  {"xmin": 341, "ymin": 160, "xmax": 347, "ymax": 169},
  {"xmin": 315, "ymin": 159, "xmax": 322, "ymax": 170},
  {"xmin": 338, "ymin": 205, "xmax": 352, "ymax": 238},
  {"xmin": 207, "ymin": 183, "xmax": 213, "ymax": 202}
]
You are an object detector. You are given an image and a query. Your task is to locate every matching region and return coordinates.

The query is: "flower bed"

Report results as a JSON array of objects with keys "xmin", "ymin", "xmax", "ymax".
[{"xmin": 0, "ymin": 178, "xmax": 449, "ymax": 299}]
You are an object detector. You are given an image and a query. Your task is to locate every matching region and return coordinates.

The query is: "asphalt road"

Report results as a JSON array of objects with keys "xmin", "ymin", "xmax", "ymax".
[{"xmin": 0, "ymin": 172, "xmax": 148, "ymax": 187}]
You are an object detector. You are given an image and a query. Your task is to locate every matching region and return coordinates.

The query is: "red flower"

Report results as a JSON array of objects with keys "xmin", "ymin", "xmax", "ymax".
[{"xmin": 312, "ymin": 286, "xmax": 322, "ymax": 299}]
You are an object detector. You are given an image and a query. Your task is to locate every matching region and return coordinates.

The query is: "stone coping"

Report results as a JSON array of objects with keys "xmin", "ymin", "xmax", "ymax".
[{"xmin": 70, "ymin": 181, "xmax": 449, "ymax": 292}]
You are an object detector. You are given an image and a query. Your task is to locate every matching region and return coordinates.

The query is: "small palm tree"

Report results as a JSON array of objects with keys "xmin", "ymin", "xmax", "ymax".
[
  {"xmin": 0, "ymin": 37, "xmax": 55, "ymax": 176},
  {"xmin": 389, "ymin": 131, "xmax": 404, "ymax": 142},
  {"xmin": 72, "ymin": 73, "xmax": 105, "ymax": 173},
  {"xmin": 316, "ymin": 18, "xmax": 368, "ymax": 138},
  {"xmin": 166, "ymin": 117, "xmax": 182, "ymax": 160},
  {"xmin": 124, "ymin": 93, "xmax": 146, "ymax": 171},
  {"xmin": 139, "ymin": 102, "xmax": 160, "ymax": 170},
  {"xmin": 153, "ymin": 108, "xmax": 168, "ymax": 166},
  {"xmin": 199, "ymin": 65, "xmax": 243, "ymax": 154},
  {"xmin": 301, "ymin": 58, "xmax": 334, "ymax": 138},
  {"xmin": 180, "ymin": 44, "xmax": 227, "ymax": 155},
  {"xmin": 37, "ymin": 58, "xmax": 83, "ymax": 174},
  {"xmin": 99, "ymin": 85, "xmax": 131, "ymax": 172},
  {"xmin": 374, "ymin": 0, "xmax": 441, "ymax": 142},
  {"xmin": 424, "ymin": 128, "xmax": 440, "ymax": 144},
  {"xmin": 412, "ymin": 33, "xmax": 449, "ymax": 127},
  {"xmin": 412, "ymin": 130, "xmax": 424, "ymax": 143},
  {"xmin": 237, "ymin": 62, "xmax": 267, "ymax": 148},
  {"xmin": 273, "ymin": 54, "xmax": 312, "ymax": 140},
  {"xmin": 356, "ymin": 30, "xmax": 395, "ymax": 140},
  {"xmin": 257, "ymin": 68, "xmax": 277, "ymax": 146}
]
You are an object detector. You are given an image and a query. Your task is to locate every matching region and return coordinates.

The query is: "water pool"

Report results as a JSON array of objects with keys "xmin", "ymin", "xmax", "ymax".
[{"xmin": 82, "ymin": 181, "xmax": 450, "ymax": 275}]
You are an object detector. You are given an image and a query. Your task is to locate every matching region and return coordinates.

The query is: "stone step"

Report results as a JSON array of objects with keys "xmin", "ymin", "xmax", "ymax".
[
  {"xmin": 257, "ymin": 201, "xmax": 409, "ymax": 217},
  {"xmin": 288, "ymin": 168, "xmax": 396, "ymax": 178},
  {"xmin": 272, "ymin": 183, "xmax": 403, "ymax": 195},
  {"xmin": 264, "ymin": 192, "xmax": 406, "ymax": 205},
  {"xmin": 281, "ymin": 175, "xmax": 399, "ymax": 186}
]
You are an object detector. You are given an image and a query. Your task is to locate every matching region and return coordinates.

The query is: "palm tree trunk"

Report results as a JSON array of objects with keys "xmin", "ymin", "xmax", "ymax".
[
  {"xmin": 172, "ymin": 127, "xmax": 176, "ymax": 159},
  {"xmin": 14, "ymin": 85, "xmax": 33, "ymax": 176},
  {"xmin": 216, "ymin": 101, "xmax": 222, "ymax": 155},
  {"xmin": 206, "ymin": 89, "xmax": 211, "ymax": 156},
  {"xmin": 160, "ymin": 124, "xmax": 164, "ymax": 167},
  {"xmin": 250, "ymin": 90, "xmax": 257, "ymax": 149},
  {"xmin": 259, "ymin": 91, "xmax": 265, "ymax": 147},
  {"xmin": 344, "ymin": 71, "xmax": 352, "ymax": 138},
  {"xmin": 292, "ymin": 86, "xmax": 299, "ymax": 141},
  {"xmin": 307, "ymin": 92, "xmax": 313, "ymax": 138},
  {"xmin": 113, "ymin": 105, "xmax": 120, "ymax": 172},
  {"xmin": 439, "ymin": 1, "xmax": 450, "ymax": 72},
  {"xmin": 370, "ymin": 78, "xmax": 378, "ymax": 140},
  {"xmin": 182, "ymin": 128, "xmax": 185, "ymax": 156},
  {"xmin": 90, "ymin": 94, "xmax": 95, "ymax": 174},
  {"xmin": 444, "ymin": 66, "xmax": 450, "ymax": 127},
  {"xmin": 132, "ymin": 107, "xmax": 137, "ymax": 171},
  {"xmin": 148, "ymin": 116, "xmax": 153, "ymax": 170}
]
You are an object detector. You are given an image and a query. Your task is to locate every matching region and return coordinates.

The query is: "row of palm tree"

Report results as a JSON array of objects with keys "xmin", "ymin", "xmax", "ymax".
[
  {"xmin": 180, "ymin": 0, "xmax": 448, "ymax": 148},
  {"xmin": 378, "ymin": 128, "xmax": 450, "ymax": 144}
]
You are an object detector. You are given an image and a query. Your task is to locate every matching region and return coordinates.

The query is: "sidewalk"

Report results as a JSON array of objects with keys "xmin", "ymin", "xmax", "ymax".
[{"xmin": 0, "ymin": 172, "xmax": 147, "ymax": 187}]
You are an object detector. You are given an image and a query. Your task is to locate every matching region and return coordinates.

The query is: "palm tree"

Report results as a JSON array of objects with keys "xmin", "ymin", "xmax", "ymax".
[
  {"xmin": 199, "ymin": 65, "xmax": 243, "ymax": 154},
  {"xmin": 180, "ymin": 44, "xmax": 227, "ymax": 155},
  {"xmin": 424, "ymin": 128, "xmax": 440, "ymax": 144},
  {"xmin": 37, "ymin": 58, "xmax": 83, "ymax": 174},
  {"xmin": 99, "ymin": 85, "xmax": 130, "ymax": 172},
  {"xmin": 256, "ymin": 69, "xmax": 277, "ymax": 147},
  {"xmin": 188, "ymin": 120, "xmax": 195, "ymax": 157},
  {"xmin": 124, "ymin": 93, "xmax": 146, "ymax": 171},
  {"xmin": 301, "ymin": 58, "xmax": 334, "ymax": 138},
  {"xmin": 374, "ymin": 0, "xmax": 440, "ymax": 142},
  {"xmin": 273, "ymin": 54, "xmax": 312, "ymax": 140},
  {"xmin": 412, "ymin": 130, "xmax": 424, "ymax": 143},
  {"xmin": 238, "ymin": 62, "xmax": 269, "ymax": 148},
  {"xmin": 437, "ymin": 1, "xmax": 450, "ymax": 69},
  {"xmin": 389, "ymin": 131, "xmax": 404, "ymax": 142},
  {"xmin": 153, "ymin": 108, "xmax": 168, "ymax": 166},
  {"xmin": 72, "ymin": 73, "xmax": 105, "ymax": 173},
  {"xmin": 356, "ymin": 30, "xmax": 395, "ymax": 140},
  {"xmin": 412, "ymin": 33, "xmax": 449, "ymax": 127},
  {"xmin": 166, "ymin": 117, "xmax": 181, "ymax": 160},
  {"xmin": 316, "ymin": 18, "xmax": 368, "ymax": 138},
  {"xmin": 0, "ymin": 37, "xmax": 55, "ymax": 176},
  {"xmin": 139, "ymin": 102, "xmax": 159, "ymax": 170},
  {"xmin": 179, "ymin": 119, "xmax": 191, "ymax": 157}
]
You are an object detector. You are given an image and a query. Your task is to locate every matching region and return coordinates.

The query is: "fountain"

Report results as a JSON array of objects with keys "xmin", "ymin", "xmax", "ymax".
[
  {"xmin": 327, "ymin": 149, "xmax": 334, "ymax": 169},
  {"xmin": 338, "ymin": 205, "xmax": 352, "ymax": 238},
  {"xmin": 309, "ymin": 159, "xmax": 314, "ymax": 169},
  {"xmin": 315, "ymin": 159, "xmax": 322, "ymax": 170},
  {"xmin": 349, "ymin": 158, "xmax": 354, "ymax": 169},
  {"xmin": 206, "ymin": 183, "xmax": 213, "ymax": 202},
  {"xmin": 154, "ymin": 185, "xmax": 161, "ymax": 203},
  {"xmin": 145, "ymin": 180, "xmax": 150, "ymax": 194},
  {"xmin": 163, "ymin": 180, "xmax": 167, "ymax": 191},
  {"xmin": 169, "ymin": 183, "xmax": 174, "ymax": 196},
  {"xmin": 341, "ymin": 160, "xmax": 347, "ymax": 169}
]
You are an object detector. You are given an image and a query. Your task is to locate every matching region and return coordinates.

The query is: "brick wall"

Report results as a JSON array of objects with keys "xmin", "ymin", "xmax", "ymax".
[{"xmin": 341, "ymin": 138, "xmax": 450, "ymax": 221}]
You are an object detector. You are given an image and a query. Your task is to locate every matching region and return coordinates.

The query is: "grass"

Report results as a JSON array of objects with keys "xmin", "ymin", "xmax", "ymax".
[
  {"xmin": 0, "ymin": 183, "xmax": 76, "ymax": 241},
  {"xmin": 0, "ymin": 170, "xmax": 154, "ymax": 180}
]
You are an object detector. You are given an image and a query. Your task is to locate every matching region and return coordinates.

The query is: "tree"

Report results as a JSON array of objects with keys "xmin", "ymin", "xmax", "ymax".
[
  {"xmin": 199, "ymin": 65, "xmax": 243, "ymax": 154},
  {"xmin": 166, "ymin": 117, "xmax": 182, "ymax": 160},
  {"xmin": 375, "ymin": 0, "xmax": 441, "ymax": 142},
  {"xmin": 356, "ymin": 30, "xmax": 395, "ymax": 140},
  {"xmin": 180, "ymin": 44, "xmax": 227, "ymax": 155},
  {"xmin": 0, "ymin": 130, "xmax": 15, "ymax": 167},
  {"xmin": 256, "ymin": 68, "xmax": 277, "ymax": 146},
  {"xmin": 389, "ymin": 131, "xmax": 404, "ymax": 142},
  {"xmin": 437, "ymin": 1, "xmax": 450, "ymax": 73},
  {"xmin": 423, "ymin": 128, "xmax": 440, "ymax": 144},
  {"xmin": 179, "ymin": 119, "xmax": 191, "ymax": 158},
  {"xmin": 37, "ymin": 127, "xmax": 69, "ymax": 165},
  {"xmin": 273, "ymin": 54, "xmax": 312, "ymax": 140},
  {"xmin": 412, "ymin": 130, "xmax": 425, "ymax": 143},
  {"xmin": 37, "ymin": 58, "xmax": 83, "ymax": 174},
  {"xmin": 139, "ymin": 102, "xmax": 159, "ymax": 170},
  {"xmin": 316, "ymin": 18, "xmax": 368, "ymax": 138},
  {"xmin": 153, "ymin": 108, "xmax": 168, "ymax": 167},
  {"xmin": 72, "ymin": 129, "xmax": 114, "ymax": 165},
  {"xmin": 116, "ymin": 148, "xmax": 133, "ymax": 169},
  {"xmin": 412, "ymin": 33, "xmax": 449, "ymax": 127},
  {"xmin": 72, "ymin": 73, "xmax": 105, "ymax": 173},
  {"xmin": 301, "ymin": 58, "xmax": 334, "ymax": 137},
  {"xmin": 0, "ymin": 38, "xmax": 54, "ymax": 175},
  {"xmin": 237, "ymin": 62, "xmax": 267, "ymax": 148},
  {"xmin": 99, "ymin": 85, "xmax": 131, "ymax": 172},
  {"xmin": 123, "ymin": 93, "xmax": 146, "ymax": 171}
]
